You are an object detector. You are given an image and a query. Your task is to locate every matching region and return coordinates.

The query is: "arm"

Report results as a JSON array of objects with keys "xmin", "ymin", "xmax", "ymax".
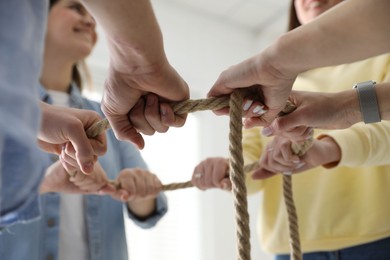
[
  {"xmin": 263, "ymin": 82, "xmax": 390, "ymax": 135},
  {"xmin": 209, "ymin": 0, "xmax": 390, "ymax": 125},
  {"xmin": 81, "ymin": 0, "xmax": 189, "ymax": 148}
]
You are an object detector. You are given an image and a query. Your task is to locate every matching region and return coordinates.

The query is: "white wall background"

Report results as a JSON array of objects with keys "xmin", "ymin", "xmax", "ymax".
[{"xmin": 86, "ymin": 1, "xmax": 288, "ymax": 260}]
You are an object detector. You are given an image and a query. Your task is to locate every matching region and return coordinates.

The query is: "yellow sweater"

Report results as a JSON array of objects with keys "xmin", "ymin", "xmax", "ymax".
[{"xmin": 243, "ymin": 54, "xmax": 390, "ymax": 254}]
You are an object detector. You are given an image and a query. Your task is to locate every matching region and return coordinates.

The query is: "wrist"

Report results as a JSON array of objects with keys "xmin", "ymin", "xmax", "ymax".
[
  {"xmin": 127, "ymin": 198, "xmax": 156, "ymax": 219},
  {"xmin": 107, "ymin": 32, "xmax": 167, "ymax": 74},
  {"xmin": 335, "ymin": 89, "xmax": 362, "ymax": 127},
  {"xmin": 316, "ymin": 135, "xmax": 341, "ymax": 168}
]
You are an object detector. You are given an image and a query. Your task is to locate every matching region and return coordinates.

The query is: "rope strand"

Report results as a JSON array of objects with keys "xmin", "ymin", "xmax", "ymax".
[{"xmin": 86, "ymin": 93, "xmax": 309, "ymax": 260}]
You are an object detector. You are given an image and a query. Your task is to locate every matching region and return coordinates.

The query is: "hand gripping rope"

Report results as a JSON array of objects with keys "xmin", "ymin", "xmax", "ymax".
[{"xmin": 86, "ymin": 90, "xmax": 313, "ymax": 260}]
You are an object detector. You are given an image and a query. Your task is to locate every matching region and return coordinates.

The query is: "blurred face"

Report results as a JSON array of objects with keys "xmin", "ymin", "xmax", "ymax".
[
  {"xmin": 294, "ymin": 0, "xmax": 343, "ymax": 25},
  {"xmin": 46, "ymin": 0, "xmax": 97, "ymax": 60}
]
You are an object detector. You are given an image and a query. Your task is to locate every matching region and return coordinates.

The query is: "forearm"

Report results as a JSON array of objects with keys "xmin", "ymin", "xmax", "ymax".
[
  {"xmin": 127, "ymin": 198, "xmax": 156, "ymax": 219},
  {"xmin": 82, "ymin": 0, "xmax": 166, "ymax": 72},
  {"xmin": 269, "ymin": 0, "xmax": 390, "ymax": 76},
  {"xmin": 333, "ymin": 82, "xmax": 390, "ymax": 126}
]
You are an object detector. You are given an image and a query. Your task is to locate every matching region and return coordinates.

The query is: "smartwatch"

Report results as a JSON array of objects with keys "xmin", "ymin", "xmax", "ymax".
[{"xmin": 353, "ymin": 80, "xmax": 381, "ymax": 124}]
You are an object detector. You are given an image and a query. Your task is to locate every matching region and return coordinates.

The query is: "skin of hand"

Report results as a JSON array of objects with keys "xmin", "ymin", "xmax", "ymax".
[
  {"xmin": 261, "ymin": 90, "xmax": 362, "ymax": 137},
  {"xmin": 39, "ymin": 160, "xmax": 116, "ymax": 194},
  {"xmin": 37, "ymin": 101, "xmax": 107, "ymax": 174},
  {"xmin": 252, "ymin": 135, "xmax": 341, "ymax": 179},
  {"xmin": 128, "ymin": 91, "xmax": 270, "ymax": 137},
  {"xmin": 109, "ymin": 168, "xmax": 162, "ymax": 219},
  {"xmin": 207, "ymin": 50, "xmax": 297, "ymax": 126},
  {"xmin": 128, "ymin": 93, "xmax": 187, "ymax": 136},
  {"xmin": 101, "ymin": 63, "xmax": 189, "ymax": 150},
  {"xmin": 192, "ymin": 157, "xmax": 231, "ymax": 191}
]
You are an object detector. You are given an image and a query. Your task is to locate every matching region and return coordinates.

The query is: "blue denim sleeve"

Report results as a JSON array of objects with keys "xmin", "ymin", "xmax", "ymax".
[
  {"xmin": 0, "ymin": 135, "xmax": 49, "ymax": 230},
  {"xmin": 0, "ymin": 0, "xmax": 48, "ymax": 229}
]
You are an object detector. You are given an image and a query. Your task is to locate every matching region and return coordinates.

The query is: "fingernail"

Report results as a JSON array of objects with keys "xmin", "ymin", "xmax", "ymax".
[
  {"xmin": 83, "ymin": 161, "xmax": 94, "ymax": 174},
  {"xmin": 252, "ymin": 105, "xmax": 264, "ymax": 114},
  {"xmin": 194, "ymin": 173, "xmax": 202, "ymax": 179},
  {"xmin": 292, "ymin": 159, "xmax": 300, "ymax": 164},
  {"xmin": 283, "ymin": 171, "xmax": 292, "ymax": 176},
  {"xmin": 262, "ymin": 127, "xmax": 273, "ymax": 137},
  {"xmin": 160, "ymin": 106, "xmax": 167, "ymax": 116},
  {"xmin": 243, "ymin": 100, "xmax": 253, "ymax": 111},
  {"xmin": 295, "ymin": 162, "xmax": 306, "ymax": 169}
]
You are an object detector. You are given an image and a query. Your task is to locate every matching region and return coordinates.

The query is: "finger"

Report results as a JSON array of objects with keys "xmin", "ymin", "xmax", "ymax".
[
  {"xmin": 68, "ymin": 170, "xmax": 87, "ymax": 183},
  {"xmin": 262, "ymin": 112, "xmax": 303, "ymax": 137},
  {"xmin": 152, "ymin": 174, "xmax": 162, "ymax": 195},
  {"xmin": 251, "ymin": 167, "xmax": 278, "ymax": 180},
  {"xmin": 242, "ymin": 100, "xmax": 267, "ymax": 118},
  {"xmin": 62, "ymin": 142, "xmax": 77, "ymax": 160},
  {"xmin": 211, "ymin": 107, "xmax": 230, "ymax": 116},
  {"xmin": 144, "ymin": 94, "xmax": 169, "ymax": 133},
  {"xmin": 143, "ymin": 173, "xmax": 159, "ymax": 197},
  {"xmin": 135, "ymin": 175, "xmax": 147, "ymax": 198},
  {"xmin": 37, "ymin": 140, "xmax": 62, "ymax": 155},
  {"xmin": 129, "ymin": 98, "xmax": 155, "ymax": 135},
  {"xmin": 208, "ymin": 60, "xmax": 258, "ymax": 97},
  {"xmin": 59, "ymin": 150, "xmax": 79, "ymax": 174},
  {"xmin": 118, "ymin": 173, "xmax": 137, "ymax": 200},
  {"xmin": 219, "ymin": 178, "xmax": 232, "ymax": 191},
  {"xmin": 160, "ymin": 103, "xmax": 187, "ymax": 128},
  {"xmin": 98, "ymin": 183, "xmax": 117, "ymax": 195},
  {"xmin": 211, "ymin": 161, "xmax": 229, "ymax": 188},
  {"xmin": 261, "ymin": 149, "xmax": 293, "ymax": 173}
]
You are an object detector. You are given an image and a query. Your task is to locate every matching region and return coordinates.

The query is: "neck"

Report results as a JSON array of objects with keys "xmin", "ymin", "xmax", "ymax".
[{"xmin": 40, "ymin": 51, "xmax": 75, "ymax": 93}]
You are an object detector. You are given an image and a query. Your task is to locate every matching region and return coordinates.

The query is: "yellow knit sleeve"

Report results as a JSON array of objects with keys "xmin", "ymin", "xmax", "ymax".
[
  {"xmin": 324, "ymin": 121, "xmax": 390, "ymax": 167},
  {"xmin": 320, "ymin": 54, "xmax": 390, "ymax": 168},
  {"xmin": 242, "ymin": 127, "xmax": 265, "ymax": 194}
]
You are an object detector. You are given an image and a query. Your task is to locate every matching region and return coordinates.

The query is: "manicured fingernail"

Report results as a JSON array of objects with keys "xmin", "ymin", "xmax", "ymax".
[
  {"xmin": 295, "ymin": 162, "xmax": 305, "ymax": 169},
  {"xmin": 253, "ymin": 106, "xmax": 267, "ymax": 116},
  {"xmin": 253, "ymin": 105, "xmax": 264, "ymax": 114},
  {"xmin": 283, "ymin": 171, "xmax": 292, "ymax": 176},
  {"xmin": 243, "ymin": 100, "xmax": 253, "ymax": 111},
  {"xmin": 262, "ymin": 127, "xmax": 273, "ymax": 137}
]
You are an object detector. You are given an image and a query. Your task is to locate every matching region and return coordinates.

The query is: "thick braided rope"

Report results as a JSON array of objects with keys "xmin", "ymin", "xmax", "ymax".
[
  {"xmin": 229, "ymin": 91, "xmax": 251, "ymax": 260},
  {"xmin": 86, "ymin": 96, "xmax": 230, "ymax": 138},
  {"xmin": 86, "ymin": 93, "xmax": 307, "ymax": 260}
]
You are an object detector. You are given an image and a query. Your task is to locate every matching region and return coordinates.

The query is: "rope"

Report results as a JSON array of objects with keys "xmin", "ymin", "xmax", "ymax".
[
  {"xmin": 86, "ymin": 93, "xmax": 311, "ymax": 260},
  {"xmin": 229, "ymin": 91, "xmax": 250, "ymax": 260}
]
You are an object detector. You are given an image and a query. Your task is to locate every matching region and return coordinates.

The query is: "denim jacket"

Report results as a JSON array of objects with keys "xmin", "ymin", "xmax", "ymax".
[
  {"xmin": 0, "ymin": 0, "xmax": 49, "ymax": 229},
  {"xmin": 0, "ymin": 84, "xmax": 168, "ymax": 260}
]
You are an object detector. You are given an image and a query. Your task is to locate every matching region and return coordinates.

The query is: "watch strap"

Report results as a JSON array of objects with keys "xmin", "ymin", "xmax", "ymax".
[{"xmin": 353, "ymin": 80, "xmax": 381, "ymax": 124}]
